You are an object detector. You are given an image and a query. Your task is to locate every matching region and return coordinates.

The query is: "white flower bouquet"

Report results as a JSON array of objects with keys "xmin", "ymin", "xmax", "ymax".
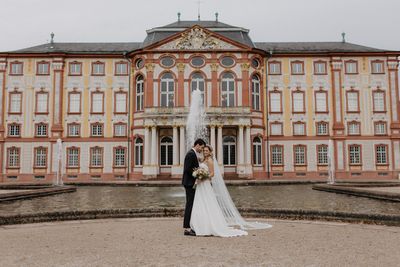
[{"xmin": 192, "ymin": 167, "xmax": 210, "ymax": 188}]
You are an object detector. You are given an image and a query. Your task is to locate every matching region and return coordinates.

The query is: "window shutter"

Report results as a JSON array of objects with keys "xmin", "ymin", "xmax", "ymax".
[
  {"xmin": 37, "ymin": 93, "xmax": 48, "ymax": 113},
  {"xmin": 373, "ymin": 92, "xmax": 385, "ymax": 112},
  {"xmin": 347, "ymin": 92, "xmax": 358, "ymax": 112},
  {"xmin": 10, "ymin": 94, "xmax": 21, "ymax": 113},
  {"xmin": 115, "ymin": 93, "xmax": 127, "ymax": 113},
  {"xmin": 69, "ymin": 94, "xmax": 80, "ymax": 113}
]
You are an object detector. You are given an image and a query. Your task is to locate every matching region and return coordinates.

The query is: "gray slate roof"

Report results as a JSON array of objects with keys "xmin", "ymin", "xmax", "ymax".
[
  {"xmin": 255, "ymin": 42, "xmax": 386, "ymax": 54},
  {"xmin": 143, "ymin": 20, "xmax": 254, "ymax": 48},
  {"xmin": 9, "ymin": 42, "xmax": 142, "ymax": 54},
  {"xmin": 4, "ymin": 20, "xmax": 395, "ymax": 55}
]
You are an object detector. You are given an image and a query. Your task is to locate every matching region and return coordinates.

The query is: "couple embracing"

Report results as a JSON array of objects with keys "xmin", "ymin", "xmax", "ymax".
[{"xmin": 182, "ymin": 138, "xmax": 272, "ymax": 237}]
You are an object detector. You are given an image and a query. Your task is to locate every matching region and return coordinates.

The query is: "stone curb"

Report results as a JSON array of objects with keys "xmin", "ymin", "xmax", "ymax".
[
  {"xmin": 0, "ymin": 186, "xmax": 76, "ymax": 202},
  {"xmin": 1, "ymin": 208, "xmax": 399, "ymax": 227},
  {"xmin": 313, "ymin": 184, "xmax": 400, "ymax": 202}
]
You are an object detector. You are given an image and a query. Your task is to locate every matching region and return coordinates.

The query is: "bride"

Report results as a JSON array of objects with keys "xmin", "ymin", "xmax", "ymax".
[{"xmin": 190, "ymin": 145, "xmax": 271, "ymax": 237}]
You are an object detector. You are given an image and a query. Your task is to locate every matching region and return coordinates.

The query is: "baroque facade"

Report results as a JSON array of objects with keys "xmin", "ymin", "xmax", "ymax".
[{"xmin": 0, "ymin": 20, "xmax": 399, "ymax": 182}]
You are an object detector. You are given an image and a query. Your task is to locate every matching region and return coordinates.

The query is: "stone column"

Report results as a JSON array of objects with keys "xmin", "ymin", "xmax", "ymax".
[
  {"xmin": 245, "ymin": 126, "xmax": 253, "ymax": 177},
  {"xmin": 217, "ymin": 126, "xmax": 223, "ymax": 167},
  {"xmin": 151, "ymin": 126, "xmax": 157, "ymax": 165},
  {"xmin": 237, "ymin": 125, "xmax": 246, "ymax": 177},
  {"xmin": 171, "ymin": 126, "xmax": 182, "ymax": 178},
  {"xmin": 144, "ymin": 126, "xmax": 150, "ymax": 165},
  {"xmin": 211, "ymin": 63, "xmax": 219, "ymax": 107},
  {"xmin": 145, "ymin": 63, "xmax": 155, "ymax": 108},
  {"xmin": 241, "ymin": 63, "xmax": 250, "ymax": 107},
  {"xmin": 210, "ymin": 126, "xmax": 216, "ymax": 152},
  {"xmin": 51, "ymin": 59, "xmax": 65, "ymax": 138},
  {"xmin": 179, "ymin": 126, "xmax": 185, "ymax": 165},
  {"xmin": 177, "ymin": 63, "xmax": 185, "ymax": 107}
]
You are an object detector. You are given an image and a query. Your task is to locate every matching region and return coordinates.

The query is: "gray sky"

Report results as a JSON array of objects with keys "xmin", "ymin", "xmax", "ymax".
[{"xmin": 0, "ymin": 0, "xmax": 399, "ymax": 52}]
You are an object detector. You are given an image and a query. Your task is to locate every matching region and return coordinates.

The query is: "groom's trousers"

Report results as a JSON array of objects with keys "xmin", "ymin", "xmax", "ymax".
[{"xmin": 183, "ymin": 186, "xmax": 195, "ymax": 228}]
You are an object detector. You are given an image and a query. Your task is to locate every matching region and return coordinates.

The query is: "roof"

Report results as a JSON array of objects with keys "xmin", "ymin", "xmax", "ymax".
[
  {"xmin": 2, "ymin": 20, "xmax": 396, "ymax": 55},
  {"xmin": 254, "ymin": 42, "xmax": 386, "ymax": 54},
  {"xmin": 143, "ymin": 20, "xmax": 254, "ymax": 48},
  {"xmin": 8, "ymin": 42, "xmax": 142, "ymax": 54}
]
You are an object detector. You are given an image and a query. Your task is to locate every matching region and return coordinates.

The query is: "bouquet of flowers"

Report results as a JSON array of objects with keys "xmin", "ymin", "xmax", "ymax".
[{"xmin": 192, "ymin": 167, "xmax": 210, "ymax": 188}]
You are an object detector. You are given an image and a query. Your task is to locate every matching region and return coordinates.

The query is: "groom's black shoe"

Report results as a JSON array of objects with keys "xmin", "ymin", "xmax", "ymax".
[{"xmin": 184, "ymin": 229, "xmax": 196, "ymax": 236}]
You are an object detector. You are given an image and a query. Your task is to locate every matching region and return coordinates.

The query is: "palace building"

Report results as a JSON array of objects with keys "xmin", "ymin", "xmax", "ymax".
[{"xmin": 0, "ymin": 18, "xmax": 399, "ymax": 182}]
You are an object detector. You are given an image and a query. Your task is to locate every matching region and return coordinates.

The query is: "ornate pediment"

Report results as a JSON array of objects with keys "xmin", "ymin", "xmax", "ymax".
[{"xmin": 156, "ymin": 27, "xmax": 238, "ymax": 50}]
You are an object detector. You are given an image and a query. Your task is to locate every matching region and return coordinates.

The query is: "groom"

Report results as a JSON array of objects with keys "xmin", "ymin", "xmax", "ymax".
[{"xmin": 182, "ymin": 138, "xmax": 206, "ymax": 236}]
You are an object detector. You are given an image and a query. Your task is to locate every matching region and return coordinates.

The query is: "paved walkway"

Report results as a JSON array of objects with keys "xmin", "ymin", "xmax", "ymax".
[{"xmin": 1, "ymin": 218, "xmax": 399, "ymax": 267}]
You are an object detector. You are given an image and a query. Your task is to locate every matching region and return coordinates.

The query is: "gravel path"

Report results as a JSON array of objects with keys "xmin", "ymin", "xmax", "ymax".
[{"xmin": 1, "ymin": 218, "xmax": 399, "ymax": 267}]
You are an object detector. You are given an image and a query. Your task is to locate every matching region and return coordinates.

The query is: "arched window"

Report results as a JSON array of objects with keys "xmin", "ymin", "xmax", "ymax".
[
  {"xmin": 252, "ymin": 137, "xmax": 262, "ymax": 165},
  {"xmin": 221, "ymin": 73, "xmax": 235, "ymax": 107},
  {"xmin": 160, "ymin": 73, "xmax": 174, "ymax": 107},
  {"xmin": 223, "ymin": 136, "xmax": 236, "ymax": 165},
  {"xmin": 251, "ymin": 75, "xmax": 260, "ymax": 110},
  {"xmin": 135, "ymin": 138, "xmax": 143, "ymax": 166},
  {"xmin": 136, "ymin": 75, "xmax": 144, "ymax": 111},
  {"xmin": 191, "ymin": 73, "xmax": 205, "ymax": 104},
  {"xmin": 160, "ymin": 136, "xmax": 173, "ymax": 166}
]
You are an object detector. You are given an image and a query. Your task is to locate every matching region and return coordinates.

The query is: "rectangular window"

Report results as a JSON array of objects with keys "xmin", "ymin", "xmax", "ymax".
[
  {"xmin": 9, "ymin": 93, "xmax": 22, "ymax": 114},
  {"xmin": 373, "ymin": 91, "xmax": 385, "ymax": 112},
  {"xmin": 269, "ymin": 92, "xmax": 282, "ymax": 113},
  {"xmin": 7, "ymin": 147, "xmax": 20, "ymax": 168},
  {"xmin": 345, "ymin": 61, "xmax": 358, "ymax": 74},
  {"xmin": 114, "ymin": 123, "xmax": 127, "ymax": 137},
  {"xmin": 314, "ymin": 61, "xmax": 327, "ymax": 75},
  {"xmin": 348, "ymin": 122, "xmax": 361, "ymax": 135},
  {"xmin": 115, "ymin": 92, "xmax": 127, "ymax": 113},
  {"xmin": 10, "ymin": 62, "xmax": 23, "ymax": 75},
  {"xmin": 37, "ymin": 62, "xmax": 50, "ymax": 75},
  {"xmin": 376, "ymin": 145, "xmax": 388, "ymax": 165},
  {"xmin": 92, "ymin": 62, "xmax": 105, "ymax": 75},
  {"xmin": 291, "ymin": 62, "xmax": 304, "ymax": 75},
  {"xmin": 114, "ymin": 148, "xmax": 126, "ymax": 167},
  {"xmin": 69, "ymin": 62, "xmax": 82, "ymax": 75},
  {"xmin": 316, "ymin": 122, "xmax": 329, "ymax": 136},
  {"xmin": 34, "ymin": 147, "xmax": 47, "ymax": 168},
  {"xmin": 115, "ymin": 62, "xmax": 128, "ymax": 75},
  {"xmin": 315, "ymin": 91, "xmax": 327, "ymax": 113},
  {"xmin": 8, "ymin": 124, "xmax": 21, "ymax": 137},
  {"xmin": 371, "ymin": 61, "xmax": 384, "ymax": 74},
  {"xmin": 292, "ymin": 91, "xmax": 305, "ymax": 113},
  {"xmin": 90, "ymin": 147, "xmax": 103, "ymax": 167},
  {"xmin": 293, "ymin": 123, "xmax": 306, "ymax": 136},
  {"xmin": 135, "ymin": 139, "xmax": 143, "ymax": 166},
  {"xmin": 67, "ymin": 148, "xmax": 79, "ymax": 168},
  {"xmin": 36, "ymin": 92, "xmax": 48, "ymax": 113},
  {"xmin": 294, "ymin": 145, "xmax": 306, "ymax": 166},
  {"xmin": 374, "ymin": 122, "xmax": 387, "ymax": 135},
  {"xmin": 68, "ymin": 123, "xmax": 80, "ymax": 137},
  {"xmin": 346, "ymin": 91, "xmax": 359, "ymax": 112},
  {"xmin": 317, "ymin": 145, "xmax": 328, "ymax": 165},
  {"xmin": 349, "ymin": 145, "xmax": 361, "ymax": 165},
  {"xmin": 68, "ymin": 93, "xmax": 81, "ymax": 113},
  {"xmin": 91, "ymin": 123, "xmax": 103, "ymax": 137},
  {"xmin": 270, "ymin": 122, "xmax": 283, "ymax": 136},
  {"xmin": 91, "ymin": 93, "xmax": 104, "ymax": 113},
  {"xmin": 269, "ymin": 62, "xmax": 281, "ymax": 75},
  {"xmin": 35, "ymin": 124, "xmax": 48, "ymax": 137},
  {"xmin": 271, "ymin": 146, "xmax": 283, "ymax": 166}
]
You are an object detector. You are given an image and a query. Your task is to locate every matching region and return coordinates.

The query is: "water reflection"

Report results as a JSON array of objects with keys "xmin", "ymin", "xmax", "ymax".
[{"xmin": 0, "ymin": 185, "xmax": 399, "ymax": 216}]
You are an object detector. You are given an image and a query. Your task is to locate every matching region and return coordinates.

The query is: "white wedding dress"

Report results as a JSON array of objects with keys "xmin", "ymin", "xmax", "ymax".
[{"xmin": 190, "ymin": 162, "xmax": 248, "ymax": 237}]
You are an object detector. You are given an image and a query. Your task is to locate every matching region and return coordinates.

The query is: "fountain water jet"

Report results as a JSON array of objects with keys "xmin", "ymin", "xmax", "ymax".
[
  {"xmin": 54, "ymin": 138, "xmax": 64, "ymax": 186},
  {"xmin": 186, "ymin": 89, "xmax": 208, "ymax": 149},
  {"xmin": 327, "ymin": 139, "xmax": 335, "ymax": 184}
]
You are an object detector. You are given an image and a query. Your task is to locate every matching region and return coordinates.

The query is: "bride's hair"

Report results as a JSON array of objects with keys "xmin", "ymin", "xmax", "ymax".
[{"xmin": 203, "ymin": 145, "xmax": 214, "ymax": 160}]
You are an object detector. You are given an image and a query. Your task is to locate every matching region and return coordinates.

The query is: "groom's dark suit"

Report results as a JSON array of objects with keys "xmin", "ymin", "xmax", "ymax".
[{"xmin": 182, "ymin": 148, "xmax": 199, "ymax": 228}]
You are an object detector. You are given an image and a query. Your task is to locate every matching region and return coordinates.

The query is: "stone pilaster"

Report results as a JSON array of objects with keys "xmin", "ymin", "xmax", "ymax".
[
  {"xmin": 241, "ymin": 63, "xmax": 250, "ymax": 107},
  {"xmin": 51, "ymin": 59, "xmax": 65, "ymax": 138},
  {"xmin": 179, "ymin": 126, "xmax": 185, "ymax": 165},
  {"xmin": 211, "ymin": 63, "xmax": 219, "ymax": 107},
  {"xmin": 0, "ymin": 59, "xmax": 6, "ymax": 138},
  {"xmin": 145, "ymin": 63, "xmax": 155, "ymax": 108},
  {"xmin": 171, "ymin": 125, "xmax": 182, "ymax": 177},
  {"xmin": 217, "ymin": 125, "xmax": 224, "ymax": 175},
  {"xmin": 330, "ymin": 58, "xmax": 345, "ymax": 135},
  {"xmin": 387, "ymin": 58, "xmax": 400, "ymax": 135},
  {"xmin": 245, "ymin": 126, "xmax": 253, "ymax": 177},
  {"xmin": 237, "ymin": 125, "xmax": 246, "ymax": 177}
]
